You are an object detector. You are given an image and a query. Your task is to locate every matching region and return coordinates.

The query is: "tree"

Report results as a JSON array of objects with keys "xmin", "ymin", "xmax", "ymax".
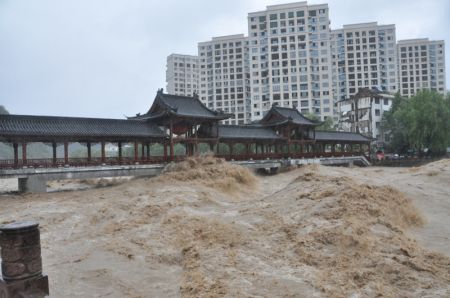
[
  {"xmin": 0, "ymin": 105, "xmax": 9, "ymax": 115},
  {"xmin": 305, "ymin": 113, "xmax": 335, "ymax": 131},
  {"xmin": 381, "ymin": 93, "xmax": 409, "ymax": 153},
  {"xmin": 382, "ymin": 90, "xmax": 450, "ymax": 155}
]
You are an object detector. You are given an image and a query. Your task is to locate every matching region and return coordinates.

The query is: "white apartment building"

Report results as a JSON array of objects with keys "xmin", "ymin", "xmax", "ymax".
[
  {"xmin": 247, "ymin": 2, "xmax": 334, "ymax": 121},
  {"xmin": 331, "ymin": 22, "xmax": 398, "ymax": 102},
  {"xmin": 166, "ymin": 54, "xmax": 199, "ymax": 96},
  {"xmin": 397, "ymin": 39, "xmax": 446, "ymax": 97},
  {"xmin": 338, "ymin": 88, "xmax": 394, "ymax": 141},
  {"xmin": 198, "ymin": 34, "xmax": 251, "ymax": 125}
]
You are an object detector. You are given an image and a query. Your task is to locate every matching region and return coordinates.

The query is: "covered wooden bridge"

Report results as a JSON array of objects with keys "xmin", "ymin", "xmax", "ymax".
[{"xmin": 0, "ymin": 90, "xmax": 371, "ymax": 169}]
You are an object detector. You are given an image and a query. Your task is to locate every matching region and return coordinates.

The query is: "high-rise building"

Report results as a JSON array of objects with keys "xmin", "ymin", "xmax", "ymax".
[
  {"xmin": 247, "ymin": 2, "xmax": 334, "ymax": 121},
  {"xmin": 166, "ymin": 2, "xmax": 447, "ymax": 126},
  {"xmin": 166, "ymin": 54, "xmax": 199, "ymax": 96},
  {"xmin": 397, "ymin": 39, "xmax": 446, "ymax": 97},
  {"xmin": 198, "ymin": 34, "xmax": 251, "ymax": 125},
  {"xmin": 331, "ymin": 22, "xmax": 398, "ymax": 102}
]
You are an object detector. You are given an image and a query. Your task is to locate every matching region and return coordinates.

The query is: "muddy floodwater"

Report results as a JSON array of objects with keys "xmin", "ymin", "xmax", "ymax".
[{"xmin": 1, "ymin": 157, "xmax": 449, "ymax": 297}]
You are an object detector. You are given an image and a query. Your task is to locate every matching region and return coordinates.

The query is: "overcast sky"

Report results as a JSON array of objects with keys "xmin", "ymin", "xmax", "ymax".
[{"xmin": 0, "ymin": 0, "xmax": 448, "ymax": 118}]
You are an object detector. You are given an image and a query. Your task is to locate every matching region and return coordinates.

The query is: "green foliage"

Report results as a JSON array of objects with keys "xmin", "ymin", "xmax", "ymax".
[
  {"xmin": 382, "ymin": 90, "xmax": 450, "ymax": 155},
  {"xmin": 0, "ymin": 105, "xmax": 9, "ymax": 115},
  {"xmin": 305, "ymin": 113, "xmax": 335, "ymax": 131}
]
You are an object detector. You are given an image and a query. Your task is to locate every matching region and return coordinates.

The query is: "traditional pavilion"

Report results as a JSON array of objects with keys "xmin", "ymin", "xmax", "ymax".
[
  {"xmin": 128, "ymin": 90, "xmax": 230, "ymax": 159},
  {"xmin": 0, "ymin": 89, "xmax": 372, "ymax": 168}
]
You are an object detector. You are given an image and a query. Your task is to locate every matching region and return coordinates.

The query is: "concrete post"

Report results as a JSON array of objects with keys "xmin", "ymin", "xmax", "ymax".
[{"xmin": 0, "ymin": 221, "xmax": 49, "ymax": 298}]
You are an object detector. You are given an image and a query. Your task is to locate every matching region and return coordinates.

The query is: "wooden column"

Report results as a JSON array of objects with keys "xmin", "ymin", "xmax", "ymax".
[
  {"xmin": 146, "ymin": 143, "xmax": 150, "ymax": 159},
  {"xmin": 163, "ymin": 143, "xmax": 168, "ymax": 161},
  {"xmin": 13, "ymin": 143, "xmax": 19, "ymax": 167},
  {"xmin": 169, "ymin": 120, "xmax": 174, "ymax": 161},
  {"xmin": 87, "ymin": 142, "xmax": 92, "ymax": 163},
  {"xmin": 194, "ymin": 124, "xmax": 199, "ymax": 155},
  {"xmin": 64, "ymin": 142, "xmax": 69, "ymax": 165},
  {"xmin": 209, "ymin": 142, "xmax": 214, "ymax": 152},
  {"xmin": 118, "ymin": 142, "xmax": 122, "ymax": 164},
  {"xmin": 21, "ymin": 143, "xmax": 27, "ymax": 166},
  {"xmin": 52, "ymin": 142, "xmax": 57, "ymax": 165},
  {"xmin": 101, "ymin": 142, "xmax": 106, "ymax": 163},
  {"xmin": 134, "ymin": 141, "xmax": 139, "ymax": 162}
]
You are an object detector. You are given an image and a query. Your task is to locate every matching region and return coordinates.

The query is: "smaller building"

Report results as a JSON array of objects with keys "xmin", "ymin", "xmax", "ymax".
[{"xmin": 338, "ymin": 87, "xmax": 394, "ymax": 142}]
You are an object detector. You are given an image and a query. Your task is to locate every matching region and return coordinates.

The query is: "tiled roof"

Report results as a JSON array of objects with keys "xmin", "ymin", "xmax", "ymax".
[
  {"xmin": 262, "ymin": 106, "xmax": 317, "ymax": 126},
  {"xmin": 134, "ymin": 91, "xmax": 231, "ymax": 121},
  {"xmin": 314, "ymin": 131, "xmax": 371, "ymax": 142},
  {"xmin": 158, "ymin": 93, "xmax": 228, "ymax": 119},
  {"xmin": 218, "ymin": 125, "xmax": 283, "ymax": 140},
  {"xmin": 0, "ymin": 114, "xmax": 166, "ymax": 140}
]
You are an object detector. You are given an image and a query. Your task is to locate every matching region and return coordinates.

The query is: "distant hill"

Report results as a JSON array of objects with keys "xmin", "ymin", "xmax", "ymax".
[{"xmin": 0, "ymin": 105, "xmax": 9, "ymax": 115}]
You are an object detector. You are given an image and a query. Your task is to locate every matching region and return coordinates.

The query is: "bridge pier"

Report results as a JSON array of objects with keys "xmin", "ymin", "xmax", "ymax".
[{"xmin": 18, "ymin": 177, "xmax": 47, "ymax": 193}]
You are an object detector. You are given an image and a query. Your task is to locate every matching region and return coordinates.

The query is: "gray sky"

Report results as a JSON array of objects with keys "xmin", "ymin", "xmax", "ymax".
[{"xmin": 1, "ymin": 0, "xmax": 448, "ymax": 118}]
